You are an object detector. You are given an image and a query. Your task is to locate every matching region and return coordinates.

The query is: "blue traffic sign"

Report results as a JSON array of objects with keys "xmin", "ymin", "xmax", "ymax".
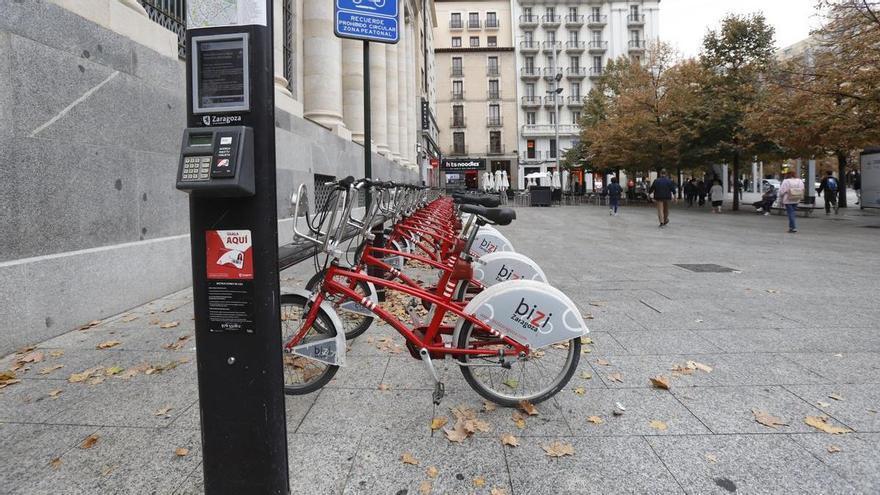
[{"xmin": 335, "ymin": 0, "xmax": 399, "ymax": 44}]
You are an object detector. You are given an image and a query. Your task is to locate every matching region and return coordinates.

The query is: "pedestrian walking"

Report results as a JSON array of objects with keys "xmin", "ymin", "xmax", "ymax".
[
  {"xmin": 607, "ymin": 177, "xmax": 623, "ymax": 216},
  {"xmin": 710, "ymin": 179, "xmax": 724, "ymax": 213},
  {"xmin": 684, "ymin": 179, "xmax": 696, "ymax": 207},
  {"xmin": 816, "ymin": 170, "xmax": 839, "ymax": 215},
  {"xmin": 696, "ymin": 179, "xmax": 707, "ymax": 207},
  {"xmin": 779, "ymin": 170, "xmax": 806, "ymax": 233},
  {"xmin": 854, "ymin": 171, "xmax": 861, "ymax": 205},
  {"xmin": 649, "ymin": 169, "xmax": 676, "ymax": 227}
]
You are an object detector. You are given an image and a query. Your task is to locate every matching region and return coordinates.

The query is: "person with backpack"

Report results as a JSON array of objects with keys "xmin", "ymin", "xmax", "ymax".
[
  {"xmin": 709, "ymin": 179, "xmax": 724, "ymax": 213},
  {"xmin": 816, "ymin": 170, "xmax": 839, "ymax": 215},
  {"xmin": 779, "ymin": 170, "xmax": 806, "ymax": 233},
  {"xmin": 648, "ymin": 169, "xmax": 676, "ymax": 227},
  {"xmin": 607, "ymin": 177, "xmax": 623, "ymax": 216}
]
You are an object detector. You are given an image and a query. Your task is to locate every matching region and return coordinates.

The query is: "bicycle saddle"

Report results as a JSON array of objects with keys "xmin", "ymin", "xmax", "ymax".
[
  {"xmin": 453, "ymin": 194, "xmax": 501, "ymax": 208},
  {"xmin": 458, "ymin": 204, "xmax": 516, "ymax": 226}
]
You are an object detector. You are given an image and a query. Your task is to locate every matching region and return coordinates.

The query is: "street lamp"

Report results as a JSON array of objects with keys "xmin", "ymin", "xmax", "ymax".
[{"xmin": 547, "ymin": 71, "xmax": 563, "ymax": 197}]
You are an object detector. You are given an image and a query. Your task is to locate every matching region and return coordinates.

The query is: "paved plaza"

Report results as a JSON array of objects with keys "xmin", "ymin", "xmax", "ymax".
[{"xmin": 1, "ymin": 203, "xmax": 879, "ymax": 494}]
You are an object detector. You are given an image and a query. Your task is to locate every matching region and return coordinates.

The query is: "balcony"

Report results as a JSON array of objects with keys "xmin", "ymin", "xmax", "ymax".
[
  {"xmin": 628, "ymin": 14, "xmax": 646, "ymax": 26},
  {"xmin": 487, "ymin": 143, "xmax": 506, "ymax": 155},
  {"xmin": 450, "ymin": 116, "xmax": 466, "ymax": 128},
  {"xmin": 450, "ymin": 145, "xmax": 468, "ymax": 156},
  {"xmin": 451, "ymin": 67, "xmax": 464, "ymax": 77},
  {"xmin": 488, "ymin": 90, "xmax": 501, "ymax": 100},
  {"xmin": 520, "ymin": 95, "xmax": 542, "ymax": 108},
  {"xmin": 520, "ymin": 67, "xmax": 541, "ymax": 79},
  {"xmin": 468, "ymin": 19, "xmax": 481, "ymax": 30},
  {"xmin": 450, "ymin": 19, "xmax": 463, "ymax": 30},
  {"xmin": 543, "ymin": 67, "xmax": 562, "ymax": 80},
  {"xmin": 541, "ymin": 14, "xmax": 561, "ymax": 28},
  {"xmin": 567, "ymin": 96, "xmax": 583, "ymax": 107},
  {"xmin": 452, "ymin": 90, "xmax": 465, "ymax": 100},
  {"xmin": 565, "ymin": 40, "xmax": 585, "ymax": 52},
  {"xmin": 565, "ymin": 14, "xmax": 584, "ymax": 27},
  {"xmin": 519, "ymin": 40, "xmax": 539, "ymax": 53},
  {"xmin": 519, "ymin": 14, "xmax": 539, "ymax": 27},
  {"xmin": 521, "ymin": 124, "xmax": 579, "ymax": 137},
  {"xmin": 487, "ymin": 65, "xmax": 500, "ymax": 77},
  {"xmin": 487, "ymin": 116, "xmax": 503, "ymax": 127},
  {"xmin": 566, "ymin": 67, "xmax": 587, "ymax": 79},
  {"xmin": 520, "ymin": 151, "xmax": 545, "ymax": 163},
  {"xmin": 588, "ymin": 40, "xmax": 608, "ymax": 53},
  {"xmin": 589, "ymin": 67, "xmax": 604, "ymax": 79},
  {"xmin": 628, "ymin": 40, "xmax": 647, "ymax": 52},
  {"xmin": 544, "ymin": 95, "xmax": 562, "ymax": 107},
  {"xmin": 587, "ymin": 14, "xmax": 607, "ymax": 27},
  {"xmin": 486, "ymin": 18, "xmax": 500, "ymax": 29},
  {"xmin": 542, "ymin": 40, "xmax": 562, "ymax": 53}
]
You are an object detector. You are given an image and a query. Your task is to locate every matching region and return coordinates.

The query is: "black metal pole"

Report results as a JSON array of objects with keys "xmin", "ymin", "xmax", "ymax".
[{"xmin": 363, "ymin": 40, "xmax": 372, "ymax": 207}]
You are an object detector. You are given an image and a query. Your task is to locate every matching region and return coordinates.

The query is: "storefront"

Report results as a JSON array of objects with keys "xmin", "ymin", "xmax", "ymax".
[{"xmin": 441, "ymin": 158, "xmax": 486, "ymax": 192}]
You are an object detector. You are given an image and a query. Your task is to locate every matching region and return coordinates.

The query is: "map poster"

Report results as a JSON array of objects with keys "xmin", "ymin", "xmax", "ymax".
[{"xmin": 188, "ymin": 0, "xmax": 268, "ymax": 29}]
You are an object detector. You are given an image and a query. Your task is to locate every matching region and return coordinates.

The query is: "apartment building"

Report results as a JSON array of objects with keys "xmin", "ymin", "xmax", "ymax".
[
  {"xmin": 433, "ymin": 0, "xmax": 519, "ymax": 191},
  {"xmin": 513, "ymin": 1, "xmax": 660, "ymax": 188}
]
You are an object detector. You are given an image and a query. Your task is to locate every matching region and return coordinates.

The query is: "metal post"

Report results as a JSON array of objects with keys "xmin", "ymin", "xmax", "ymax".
[
  {"xmin": 363, "ymin": 40, "xmax": 372, "ymax": 207},
  {"xmin": 553, "ymin": 47, "xmax": 560, "ymax": 183}
]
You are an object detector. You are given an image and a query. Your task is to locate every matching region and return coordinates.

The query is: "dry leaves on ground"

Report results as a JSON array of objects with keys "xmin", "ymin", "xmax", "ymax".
[
  {"xmin": 425, "ymin": 466, "xmax": 439, "ymax": 479},
  {"xmin": 649, "ymin": 420, "xmax": 668, "ymax": 431},
  {"xmin": 48, "ymin": 389, "xmax": 63, "ymax": 399},
  {"xmin": 69, "ymin": 367, "xmax": 104, "ymax": 383},
  {"xmin": 443, "ymin": 405, "xmax": 490, "ymax": 443},
  {"xmin": 511, "ymin": 411, "xmax": 526, "ymax": 429},
  {"xmin": 518, "ymin": 400, "xmax": 538, "ymax": 416},
  {"xmin": 163, "ymin": 335, "xmax": 191, "ymax": 351},
  {"xmin": 418, "ymin": 480, "xmax": 432, "ymax": 495},
  {"xmin": 500, "ymin": 433, "xmax": 519, "ymax": 447},
  {"xmin": 650, "ymin": 375, "xmax": 670, "ymax": 390},
  {"xmin": 542, "ymin": 440, "xmax": 575, "ymax": 458},
  {"xmin": 827, "ymin": 445, "xmax": 842, "ymax": 453},
  {"xmin": 804, "ymin": 416, "xmax": 852, "ymax": 435},
  {"xmin": 80, "ymin": 434, "xmax": 99, "ymax": 449},
  {"xmin": 608, "ymin": 373, "xmax": 624, "ymax": 383},
  {"xmin": 573, "ymin": 387, "xmax": 586, "ymax": 395},
  {"xmin": 121, "ymin": 314, "xmax": 139, "ymax": 322},
  {"xmin": 0, "ymin": 370, "xmax": 21, "ymax": 389},
  {"xmin": 401, "ymin": 452, "xmax": 419, "ymax": 465},
  {"xmin": 105, "ymin": 366, "xmax": 124, "ymax": 376},
  {"xmin": 49, "ymin": 350, "xmax": 64, "ymax": 358},
  {"xmin": 377, "ymin": 383, "xmax": 391, "ymax": 391},
  {"xmin": 38, "ymin": 364, "xmax": 64, "ymax": 375},
  {"xmin": 490, "ymin": 488, "xmax": 508, "ymax": 495},
  {"xmin": 581, "ymin": 337, "xmax": 593, "ymax": 345},
  {"xmin": 78, "ymin": 320, "xmax": 102, "ymax": 331},
  {"xmin": 596, "ymin": 358, "xmax": 611, "ymax": 366},
  {"xmin": 430, "ymin": 417, "xmax": 448, "ymax": 431},
  {"xmin": 483, "ymin": 401, "xmax": 496, "ymax": 412},
  {"xmin": 174, "ymin": 447, "xmax": 189, "ymax": 457},
  {"xmin": 752, "ymin": 409, "xmax": 789, "ymax": 429},
  {"xmin": 705, "ymin": 454, "xmax": 718, "ymax": 463},
  {"xmin": 50, "ymin": 457, "xmax": 62, "ymax": 469},
  {"xmin": 96, "ymin": 340, "xmax": 121, "ymax": 350},
  {"xmin": 587, "ymin": 416, "xmax": 604, "ymax": 425},
  {"xmin": 580, "ymin": 371, "xmax": 592, "ymax": 380},
  {"xmin": 17, "ymin": 351, "xmax": 44, "ymax": 366},
  {"xmin": 473, "ymin": 477, "xmax": 486, "ymax": 488},
  {"xmin": 829, "ymin": 393, "xmax": 844, "ymax": 401},
  {"xmin": 375, "ymin": 336, "xmax": 404, "ymax": 354},
  {"xmin": 159, "ymin": 321, "xmax": 180, "ymax": 329},
  {"xmin": 155, "ymin": 406, "xmax": 173, "ymax": 418}
]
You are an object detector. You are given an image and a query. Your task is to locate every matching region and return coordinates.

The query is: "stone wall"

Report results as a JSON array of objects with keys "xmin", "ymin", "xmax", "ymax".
[{"xmin": 0, "ymin": 1, "xmax": 416, "ymax": 354}]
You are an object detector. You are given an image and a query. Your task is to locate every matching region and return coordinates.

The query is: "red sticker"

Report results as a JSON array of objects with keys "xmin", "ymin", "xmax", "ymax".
[{"xmin": 206, "ymin": 230, "xmax": 254, "ymax": 280}]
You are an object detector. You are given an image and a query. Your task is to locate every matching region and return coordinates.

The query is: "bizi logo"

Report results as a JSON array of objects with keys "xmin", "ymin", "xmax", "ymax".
[
  {"xmin": 495, "ymin": 264, "xmax": 522, "ymax": 282},
  {"xmin": 510, "ymin": 297, "xmax": 553, "ymax": 334}
]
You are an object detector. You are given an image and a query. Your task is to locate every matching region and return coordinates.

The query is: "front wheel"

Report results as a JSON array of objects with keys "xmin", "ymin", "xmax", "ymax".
[
  {"xmin": 280, "ymin": 294, "xmax": 339, "ymax": 395},
  {"xmin": 456, "ymin": 321, "xmax": 581, "ymax": 407}
]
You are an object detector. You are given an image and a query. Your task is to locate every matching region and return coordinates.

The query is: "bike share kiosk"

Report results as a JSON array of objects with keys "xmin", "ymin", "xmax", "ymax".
[{"xmin": 176, "ymin": 2, "xmax": 288, "ymax": 493}]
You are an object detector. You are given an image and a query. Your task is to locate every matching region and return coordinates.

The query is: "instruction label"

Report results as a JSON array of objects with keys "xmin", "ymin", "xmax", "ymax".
[{"xmin": 206, "ymin": 230, "xmax": 255, "ymax": 333}]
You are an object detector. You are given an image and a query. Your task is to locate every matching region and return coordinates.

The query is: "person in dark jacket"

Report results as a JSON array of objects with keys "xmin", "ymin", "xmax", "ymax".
[
  {"xmin": 683, "ymin": 179, "xmax": 696, "ymax": 207},
  {"xmin": 607, "ymin": 177, "xmax": 623, "ymax": 216},
  {"xmin": 752, "ymin": 185, "xmax": 777, "ymax": 215},
  {"xmin": 696, "ymin": 179, "xmax": 707, "ymax": 206},
  {"xmin": 816, "ymin": 170, "xmax": 839, "ymax": 215},
  {"xmin": 649, "ymin": 169, "xmax": 676, "ymax": 226}
]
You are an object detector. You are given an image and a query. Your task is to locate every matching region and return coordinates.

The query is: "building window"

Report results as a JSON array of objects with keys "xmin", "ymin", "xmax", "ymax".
[
  {"xmin": 452, "ymin": 80, "xmax": 463, "ymax": 98},
  {"xmin": 592, "ymin": 7, "xmax": 601, "ymax": 18},
  {"xmin": 630, "ymin": 5, "xmax": 640, "ymax": 17},
  {"xmin": 470, "ymin": 36, "xmax": 480, "ymax": 47},
  {"xmin": 568, "ymin": 30, "xmax": 578, "ymax": 42},
  {"xmin": 549, "ymin": 111, "xmax": 556, "ymax": 125},
  {"xmin": 569, "ymin": 7, "xmax": 578, "ymax": 17},
  {"xmin": 453, "ymin": 132, "xmax": 466, "ymax": 154},
  {"xmin": 524, "ymin": 56, "xmax": 534, "ymax": 70},
  {"xmin": 488, "ymin": 104, "xmax": 500, "ymax": 126},
  {"xmin": 453, "ymin": 105, "xmax": 464, "ymax": 127},
  {"xmin": 550, "ymin": 138, "xmax": 557, "ymax": 158},
  {"xmin": 525, "ymin": 83, "xmax": 535, "ymax": 97},
  {"xmin": 547, "ymin": 30, "xmax": 556, "ymax": 43},
  {"xmin": 451, "ymin": 37, "xmax": 461, "ymax": 47},
  {"xmin": 630, "ymin": 30, "xmax": 641, "ymax": 42},
  {"xmin": 487, "ymin": 36, "xmax": 497, "ymax": 47},
  {"xmin": 468, "ymin": 12, "xmax": 480, "ymax": 29},
  {"xmin": 571, "ymin": 82, "xmax": 581, "ymax": 98},
  {"xmin": 572, "ymin": 111, "xmax": 581, "ymax": 124},
  {"xmin": 592, "ymin": 30, "xmax": 602, "ymax": 42},
  {"xmin": 488, "ymin": 79, "xmax": 499, "ymax": 99},
  {"xmin": 524, "ymin": 7, "xmax": 532, "ymax": 17},
  {"xmin": 592, "ymin": 56, "xmax": 602, "ymax": 71},
  {"xmin": 486, "ymin": 12, "xmax": 498, "ymax": 28},
  {"xmin": 487, "ymin": 56, "xmax": 498, "ymax": 76},
  {"xmin": 489, "ymin": 131, "xmax": 502, "ymax": 153},
  {"xmin": 452, "ymin": 57, "xmax": 463, "ymax": 76},
  {"xmin": 545, "ymin": 7, "xmax": 555, "ymax": 17},
  {"xmin": 527, "ymin": 139, "xmax": 536, "ymax": 158},
  {"xmin": 451, "ymin": 12, "xmax": 462, "ymax": 29},
  {"xmin": 570, "ymin": 56, "xmax": 580, "ymax": 70},
  {"xmin": 524, "ymin": 31, "xmax": 533, "ymax": 42},
  {"xmin": 526, "ymin": 112, "xmax": 536, "ymax": 125}
]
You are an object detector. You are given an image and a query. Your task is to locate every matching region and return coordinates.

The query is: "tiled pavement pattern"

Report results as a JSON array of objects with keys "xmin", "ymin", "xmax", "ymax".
[{"xmin": 1, "ymin": 204, "xmax": 879, "ymax": 494}]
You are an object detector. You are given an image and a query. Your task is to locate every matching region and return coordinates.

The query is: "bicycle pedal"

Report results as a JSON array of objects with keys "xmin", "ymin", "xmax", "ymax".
[{"xmin": 432, "ymin": 382, "xmax": 445, "ymax": 405}]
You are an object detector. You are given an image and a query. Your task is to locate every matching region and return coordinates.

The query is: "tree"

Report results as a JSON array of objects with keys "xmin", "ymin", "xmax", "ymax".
[{"xmin": 700, "ymin": 13, "xmax": 776, "ymax": 210}]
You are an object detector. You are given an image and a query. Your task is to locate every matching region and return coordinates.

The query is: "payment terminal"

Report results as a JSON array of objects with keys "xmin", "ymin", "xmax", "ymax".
[{"xmin": 175, "ymin": 126, "xmax": 255, "ymax": 197}]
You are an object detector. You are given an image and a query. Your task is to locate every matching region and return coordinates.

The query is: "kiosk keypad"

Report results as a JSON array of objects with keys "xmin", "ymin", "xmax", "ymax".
[{"xmin": 182, "ymin": 156, "xmax": 211, "ymax": 181}]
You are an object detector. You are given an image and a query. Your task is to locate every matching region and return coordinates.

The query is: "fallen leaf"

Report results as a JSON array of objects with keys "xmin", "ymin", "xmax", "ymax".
[
  {"xmin": 450, "ymin": 405, "xmax": 477, "ymax": 421},
  {"xmin": 473, "ymin": 477, "xmax": 486, "ymax": 488},
  {"xmin": 80, "ymin": 434, "xmax": 99, "ymax": 449},
  {"xmin": 377, "ymin": 383, "xmax": 391, "ymax": 391},
  {"xmin": 686, "ymin": 361, "xmax": 713, "ymax": 373},
  {"xmin": 580, "ymin": 371, "xmax": 592, "ymax": 380},
  {"xmin": 18, "ymin": 351, "xmax": 45, "ymax": 364},
  {"xmin": 587, "ymin": 415, "xmax": 604, "ymax": 425},
  {"xmin": 104, "ymin": 366, "xmax": 124, "ymax": 376},
  {"xmin": 0, "ymin": 370, "xmax": 20, "ymax": 389},
  {"xmin": 160, "ymin": 321, "xmax": 180, "ymax": 329},
  {"xmin": 581, "ymin": 337, "xmax": 593, "ymax": 345},
  {"xmin": 650, "ymin": 375, "xmax": 670, "ymax": 390},
  {"xmin": 426, "ymin": 466, "xmax": 439, "ymax": 479},
  {"xmin": 87, "ymin": 376, "xmax": 105, "ymax": 385},
  {"xmin": 706, "ymin": 454, "xmax": 717, "ymax": 463},
  {"xmin": 117, "ymin": 363, "xmax": 150, "ymax": 380},
  {"xmin": 49, "ymin": 350, "xmax": 64, "ymax": 358},
  {"xmin": 96, "ymin": 340, "xmax": 121, "ymax": 350},
  {"xmin": 443, "ymin": 423, "xmax": 469, "ymax": 443},
  {"xmin": 804, "ymin": 416, "xmax": 852, "ymax": 435},
  {"xmin": 121, "ymin": 314, "xmax": 139, "ymax": 322},
  {"xmin": 608, "ymin": 372, "xmax": 624, "ymax": 383},
  {"xmin": 752, "ymin": 409, "xmax": 789, "ymax": 429},
  {"xmin": 573, "ymin": 387, "xmax": 586, "ymax": 395},
  {"xmin": 162, "ymin": 335, "xmax": 191, "ymax": 351},
  {"xmin": 69, "ymin": 367, "xmax": 103, "ymax": 383},
  {"xmin": 589, "ymin": 301, "xmax": 607, "ymax": 307},
  {"xmin": 50, "ymin": 457, "xmax": 62, "ymax": 469},
  {"xmin": 149, "ymin": 318, "xmax": 161, "ymax": 325},
  {"xmin": 430, "ymin": 417, "xmax": 448, "ymax": 431},
  {"xmin": 48, "ymin": 389, "xmax": 63, "ymax": 399},
  {"xmin": 174, "ymin": 447, "xmax": 189, "ymax": 457},
  {"xmin": 817, "ymin": 401, "xmax": 831, "ymax": 408},
  {"xmin": 596, "ymin": 358, "xmax": 611, "ymax": 366},
  {"xmin": 490, "ymin": 488, "xmax": 508, "ymax": 495},
  {"xmin": 418, "ymin": 480, "xmax": 432, "ymax": 495},
  {"xmin": 155, "ymin": 406, "xmax": 173, "ymax": 418},
  {"xmin": 829, "ymin": 394, "xmax": 844, "ymax": 401},
  {"xmin": 78, "ymin": 320, "xmax": 102, "ymax": 330},
  {"xmin": 766, "ymin": 289, "xmax": 778, "ymax": 294},
  {"xmin": 500, "ymin": 433, "xmax": 519, "ymax": 447},
  {"xmin": 401, "ymin": 452, "xmax": 419, "ymax": 465},
  {"xmin": 581, "ymin": 347, "xmax": 592, "ymax": 354},
  {"xmin": 38, "ymin": 364, "xmax": 64, "ymax": 375},
  {"xmin": 100, "ymin": 465, "xmax": 116, "ymax": 477},
  {"xmin": 502, "ymin": 378, "xmax": 519, "ymax": 389},
  {"xmin": 518, "ymin": 400, "xmax": 538, "ymax": 416},
  {"xmin": 582, "ymin": 313, "xmax": 594, "ymax": 320},
  {"xmin": 649, "ymin": 419, "xmax": 669, "ymax": 431},
  {"xmin": 511, "ymin": 411, "xmax": 526, "ymax": 429},
  {"xmin": 827, "ymin": 445, "xmax": 842, "ymax": 453},
  {"xmin": 542, "ymin": 440, "xmax": 575, "ymax": 458},
  {"xmin": 483, "ymin": 401, "xmax": 496, "ymax": 412}
]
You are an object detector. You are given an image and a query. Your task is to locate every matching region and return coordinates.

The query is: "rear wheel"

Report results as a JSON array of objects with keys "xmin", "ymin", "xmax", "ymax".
[
  {"xmin": 280, "ymin": 294, "xmax": 339, "ymax": 395},
  {"xmin": 305, "ymin": 269, "xmax": 375, "ymax": 340},
  {"xmin": 456, "ymin": 321, "xmax": 580, "ymax": 407}
]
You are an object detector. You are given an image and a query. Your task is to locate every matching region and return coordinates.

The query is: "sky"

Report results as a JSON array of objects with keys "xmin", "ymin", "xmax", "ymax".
[{"xmin": 659, "ymin": 0, "xmax": 824, "ymax": 58}]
